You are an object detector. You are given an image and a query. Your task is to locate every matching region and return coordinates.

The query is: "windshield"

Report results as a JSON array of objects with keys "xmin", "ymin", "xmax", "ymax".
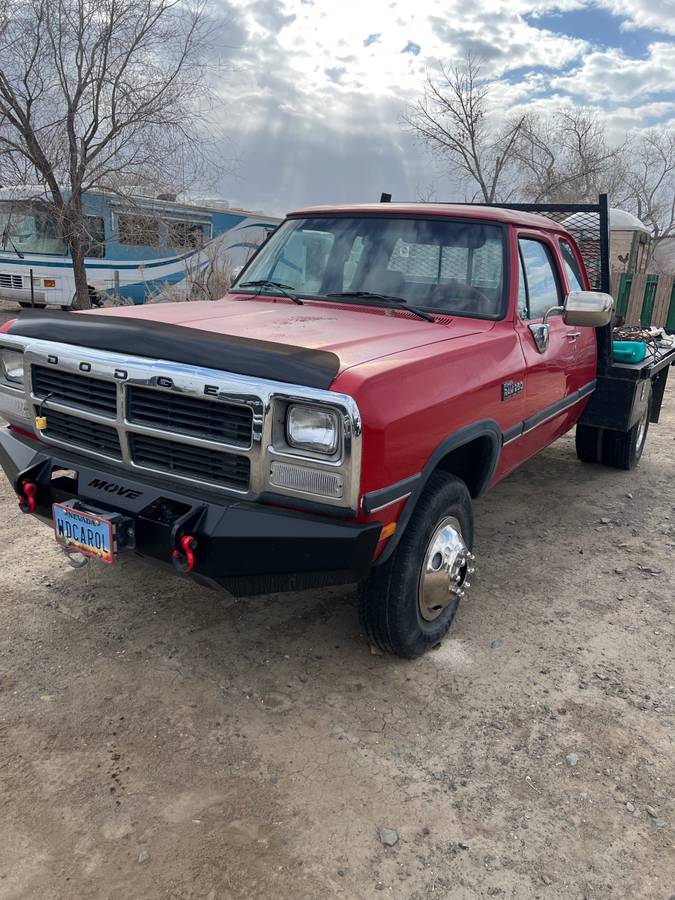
[
  {"xmin": 233, "ymin": 216, "xmax": 506, "ymax": 317},
  {"xmin": 0, "ymin": 201, "xmax": 67, "ymax": 255}
]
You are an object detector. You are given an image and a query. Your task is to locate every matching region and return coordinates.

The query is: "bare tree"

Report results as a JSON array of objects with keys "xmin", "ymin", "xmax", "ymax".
[
  {"xmin": 0, "ymin": 0, "xmax": 216, "ymax": 307},
  {"xmin": 404, "ymin": 55, "xmax": 525, "ymax": 203},
  {"xmin": 624, "ymin": 129, "xmax": 675, "ymax": 266},
  {"xmin": 514, "ymin": 108, "xmax": 628, "ymax": 203}
]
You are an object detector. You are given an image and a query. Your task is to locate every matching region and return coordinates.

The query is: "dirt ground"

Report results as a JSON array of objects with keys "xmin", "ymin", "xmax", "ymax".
[{"xmin": 0, "ymin": 303, "xmax": 673, "ymax": 899}]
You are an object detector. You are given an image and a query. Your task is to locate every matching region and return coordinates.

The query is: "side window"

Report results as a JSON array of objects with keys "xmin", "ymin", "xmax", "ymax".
[
  {"xmin": 518, "ymin": 239, "xmax": 561, "ymax": 319},
  {"xmin": 167, "ymin": 221, "xmax": 206, "ymax": 250},
  {"xmin": 118, "ymin": 213, "xmax": 160, "ymax": 247},
  {"xmin": 559, "ymin": 239, "xmax": 584, "ymax": 292},
  {"xmin": 83, "ymin": 216, "xmax": 105, "ymax": 258}
]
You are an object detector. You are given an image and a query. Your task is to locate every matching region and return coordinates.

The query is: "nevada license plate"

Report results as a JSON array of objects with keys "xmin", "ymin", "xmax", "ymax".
[{"xmin": 52, "ymin": 503, "xmax": 115, "ymax": 565}]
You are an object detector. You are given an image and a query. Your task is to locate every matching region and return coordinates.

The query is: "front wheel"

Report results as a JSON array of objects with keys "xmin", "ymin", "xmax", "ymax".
[{"xmin": 359, "ymin": 472, "xmax": 474, "ymax": 658}]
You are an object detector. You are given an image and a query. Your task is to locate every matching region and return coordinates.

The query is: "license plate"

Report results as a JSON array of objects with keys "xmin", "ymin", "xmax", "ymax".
[{"xmin": 52, "ymin": 503, "xmax": 115, "ymax": 564}]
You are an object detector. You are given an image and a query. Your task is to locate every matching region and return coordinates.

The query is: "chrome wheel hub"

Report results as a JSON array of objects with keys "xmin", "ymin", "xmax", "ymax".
[{"xmin": 418, "ymin": 516, "xmax": 474, "ymax": 622}]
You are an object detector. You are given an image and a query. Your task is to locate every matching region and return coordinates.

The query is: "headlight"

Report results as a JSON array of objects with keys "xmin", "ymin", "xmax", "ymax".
[
  {"xmin": 286, "ymin": 404, "xmax": 339, "ymax": 454},
  {"xmin": 0, "ymin": 349, "xmax": 24, "ymax": 385}
]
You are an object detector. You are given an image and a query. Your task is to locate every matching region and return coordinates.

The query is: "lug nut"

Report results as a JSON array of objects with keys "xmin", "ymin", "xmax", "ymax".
[{"xmin": 464, "ymin": 580, "xmax": 471, "ymax": 589}]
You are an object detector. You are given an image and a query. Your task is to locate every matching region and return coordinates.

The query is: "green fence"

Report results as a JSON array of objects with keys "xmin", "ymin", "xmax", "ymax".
[
  {"xmin": 667, "ymin": 282, "xmax": 675, "ymax": 332},
  {"xmin": 640, "ymin": 275, "xmax": 659, "ymax": 328},
  {"xmin": 615, "ymin": 273, "xmax": 633, "ymax": 318},
  {"xmin": 612, "ymin": 269, "xmax": 675, "ymax": 331}
]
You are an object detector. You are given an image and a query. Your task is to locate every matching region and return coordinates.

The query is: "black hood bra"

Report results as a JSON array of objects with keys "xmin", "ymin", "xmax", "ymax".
[{"xmin": 9, "ymin": 309, "xmax": 341, "ymax": 390}]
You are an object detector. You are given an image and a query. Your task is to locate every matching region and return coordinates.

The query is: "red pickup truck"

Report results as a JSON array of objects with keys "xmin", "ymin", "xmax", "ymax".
[{"xmin": 1, "ymin": 199, "xmax": 672, "ymax": 657}]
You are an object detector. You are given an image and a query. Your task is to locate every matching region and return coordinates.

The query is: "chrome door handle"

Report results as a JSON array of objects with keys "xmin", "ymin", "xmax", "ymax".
[{"xmin": 566, "ymin": 331, "xmax": 581, "ymax": 340}]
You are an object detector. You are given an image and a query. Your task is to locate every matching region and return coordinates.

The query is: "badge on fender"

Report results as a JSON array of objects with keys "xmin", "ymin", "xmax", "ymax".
[{"xmin": 502, "ymin": 380, "xmax": 524, "ymax": 401}]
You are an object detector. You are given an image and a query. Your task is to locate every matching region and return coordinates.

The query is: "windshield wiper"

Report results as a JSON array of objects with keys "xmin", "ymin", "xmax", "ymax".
[
  {"xmin": 326, "ymin": 291, "xmax": 435, "ymax": 322},
  {"xmin": 236, "ymin": 280, "xmax": 303, "ymax": 305}
]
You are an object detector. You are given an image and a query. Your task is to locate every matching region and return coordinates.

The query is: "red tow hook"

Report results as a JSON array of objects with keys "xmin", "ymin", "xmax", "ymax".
[
  {"xmin": 172, "ymin": 534, "xmax": 198, "ymax": 574},
  {"xmin": 18, "ymin": 481, "xmax": 37, "ymax": 514}
]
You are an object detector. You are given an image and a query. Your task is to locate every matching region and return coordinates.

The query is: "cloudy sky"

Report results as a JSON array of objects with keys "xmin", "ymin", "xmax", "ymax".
[{"xmin": 212, "ymin": 0, "xmax": 675, "ymax": 214}]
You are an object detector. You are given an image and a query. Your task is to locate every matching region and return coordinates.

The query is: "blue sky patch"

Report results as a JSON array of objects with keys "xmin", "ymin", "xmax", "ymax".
[{"xmin": 527, "ymin": 7, "xmax": 655, "ymax": 55}]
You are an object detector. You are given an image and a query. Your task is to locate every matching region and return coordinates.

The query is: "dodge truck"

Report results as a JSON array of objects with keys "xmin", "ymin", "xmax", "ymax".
[{"xmin": 1, "ymin": 197, "xmax": 673, "ymax": 658}]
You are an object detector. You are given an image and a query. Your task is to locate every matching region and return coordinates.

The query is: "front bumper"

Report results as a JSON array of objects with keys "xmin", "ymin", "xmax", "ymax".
[{"xmin": 0, "ymin": 427, "xmax": 380, "ymax": 595}]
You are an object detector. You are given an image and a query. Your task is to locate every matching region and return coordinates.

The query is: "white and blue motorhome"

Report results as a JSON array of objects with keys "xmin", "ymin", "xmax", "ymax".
[{"xmin": 0, "ymin": 188, "xmax": 279, "ymax": 307}]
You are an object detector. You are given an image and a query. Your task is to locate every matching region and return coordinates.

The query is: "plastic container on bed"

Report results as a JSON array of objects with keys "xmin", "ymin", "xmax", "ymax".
[{"xmin": 612, "ymin": 341, "xmax": 647, "ymax": 364}]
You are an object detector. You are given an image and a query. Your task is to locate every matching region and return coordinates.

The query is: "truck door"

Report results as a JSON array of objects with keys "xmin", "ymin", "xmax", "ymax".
[
  {"xmin": 514, "ymin": 234, "xmax": 578, "ymax": 454},
  {"xmin": 557, "ymin": 235, "xmax": 598, "ymax": 392}
]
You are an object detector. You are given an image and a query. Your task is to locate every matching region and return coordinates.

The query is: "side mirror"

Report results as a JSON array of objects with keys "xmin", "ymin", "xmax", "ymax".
[
  {"xmin": 529, "ymin": 304, "xmax": 563, "ymax": 353},
  {"xmin": 563, "ymin": 291, "xmax": 613, "ymax": 327}
]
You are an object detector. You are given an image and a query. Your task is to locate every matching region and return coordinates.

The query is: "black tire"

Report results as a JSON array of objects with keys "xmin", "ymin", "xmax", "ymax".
[
  {"xmin": 575, "ymin": 424, "xmax": 604, "ymax": 464},
  {"xmin": 601, "ymin": 395, "xmax": 651, "ymax": 470},
  {"xmin": 359, "ymin": 471, "xmax": 473, "ymax": 659}
]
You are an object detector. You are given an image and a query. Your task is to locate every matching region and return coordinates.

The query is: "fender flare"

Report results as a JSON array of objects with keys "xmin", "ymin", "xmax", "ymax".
[{"xmin": 372, "ymin": 419, "xmax": 502, "ymax": 566}]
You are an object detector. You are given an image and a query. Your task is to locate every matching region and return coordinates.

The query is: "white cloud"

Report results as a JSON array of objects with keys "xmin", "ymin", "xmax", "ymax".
[
  {"xmin": 599, "ymin": 101, "xmax": 675, "ymax": 138},
  {"xmin": 550, "ymin": 41, "xmax": 675, "ymax": 101},
  {"xmin": 596, "ymin": 0, "xmax": 675, "ymax": 36},
  {"xmin": 208, "ymin": 0, "xmax": 675, "ymax": 210}
]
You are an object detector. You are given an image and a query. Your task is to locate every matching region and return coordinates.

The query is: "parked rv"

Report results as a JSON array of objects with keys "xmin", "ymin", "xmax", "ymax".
[{"xmin": 0, "ymin": 189, "xmax": 279, "ymax": 308}]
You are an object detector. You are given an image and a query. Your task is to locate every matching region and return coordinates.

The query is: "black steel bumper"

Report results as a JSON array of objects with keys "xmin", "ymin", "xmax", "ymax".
[{"xmin": 0, "ymin": 427, "xmax": 380, "ymax": 595}]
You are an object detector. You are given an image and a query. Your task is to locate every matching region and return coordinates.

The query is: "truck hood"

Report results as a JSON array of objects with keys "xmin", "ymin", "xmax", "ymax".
[{"xmin": 79, "ymin": 295, "xmax": 493, "ymax": 371}]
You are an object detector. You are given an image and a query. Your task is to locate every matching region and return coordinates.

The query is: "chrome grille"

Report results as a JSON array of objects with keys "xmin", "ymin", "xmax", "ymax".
[
  {"xmin": 127, "ymin": 385, "xmax": 252, "ymax": 447},
  {"xmin": 14, "ymin": 341, "xmax": 361, "ymax": 510},
  {"xmin": 130, "ymin": 433, "xmax": 250, "ymax": 490},
  {"xmin": 43, "ymin": 409, "xmax": 122, "ymax": 458},
  {"xmin": 32, "ymin": 365, "xmax": 117, "ymax": 417},
  {"xmin": 0, "ymin": 273, "xmax": 23, "ymax": 289}
]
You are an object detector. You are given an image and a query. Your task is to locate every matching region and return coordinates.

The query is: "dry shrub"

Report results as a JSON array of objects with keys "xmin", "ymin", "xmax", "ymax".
[{"xmin": 99, "ymin": 243, "xmax": 237, "ymax": 306}]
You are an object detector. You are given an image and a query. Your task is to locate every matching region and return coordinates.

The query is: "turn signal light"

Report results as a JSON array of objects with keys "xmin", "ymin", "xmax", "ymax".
[
  {"xmin": 269, "ymin": 461, "xmax": 343, "ymax": 498},
  {"xmin": 43, "ymin": 279, "xmax": 56, "ymax": 288},
  {"xmin": 379, "ymin": 522, "xmax": 397, "ymax": 541}
]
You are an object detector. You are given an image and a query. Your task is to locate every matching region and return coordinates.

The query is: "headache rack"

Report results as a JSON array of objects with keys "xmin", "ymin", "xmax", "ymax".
[{"xmin": 380, "ymin": 192, "xmax": 674, "ymax": 430}]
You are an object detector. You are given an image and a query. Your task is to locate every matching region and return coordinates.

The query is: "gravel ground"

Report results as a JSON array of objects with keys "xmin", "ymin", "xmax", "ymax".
[{"xmin": 0, "ymin": 300, "xmax": 673, "ymax": 899}]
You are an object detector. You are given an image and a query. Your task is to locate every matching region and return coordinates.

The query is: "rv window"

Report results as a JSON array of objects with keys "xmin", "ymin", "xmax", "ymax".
[
  {"xmin": 83, "ymin": 216, "xmax": 105, "ymax": 258},
  {"xmin": 118, "ymin": 213, "xmax": 160, "ymax": 247},
  {"xmin": 167, "ymin": 221, "xmax": 206, "ymax": 249},
  {"xmin": 0, "ymin": 201, "xmax": 67, "ymax": 255}
]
